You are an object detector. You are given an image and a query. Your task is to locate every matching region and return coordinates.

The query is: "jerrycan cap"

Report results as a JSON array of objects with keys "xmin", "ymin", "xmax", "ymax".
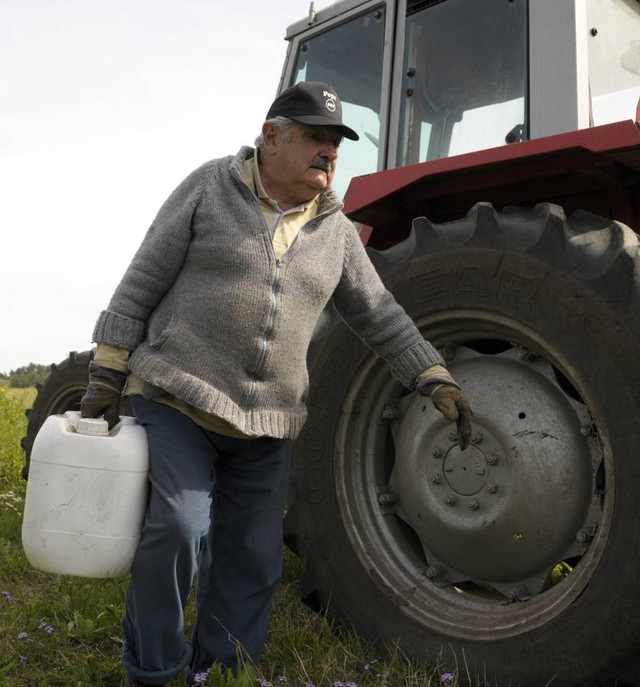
[{"xmin": 75, "ymin": 416, "xmax": 110, "ymax": 437}]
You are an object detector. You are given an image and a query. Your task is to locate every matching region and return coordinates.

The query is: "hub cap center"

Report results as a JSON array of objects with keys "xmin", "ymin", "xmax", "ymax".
[{"xmin": 443, "ymin": 446, "xmax": 487, "ymax": 495}]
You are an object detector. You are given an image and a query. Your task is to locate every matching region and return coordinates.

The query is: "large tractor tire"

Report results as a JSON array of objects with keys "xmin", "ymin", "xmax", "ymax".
[
  {"xmin": 21, "ymin": 350, "xmax": 94, "ymax": 479},
  {"xmin": 285, "ymin": 203, "xmax": 640, "ymax": 686}
]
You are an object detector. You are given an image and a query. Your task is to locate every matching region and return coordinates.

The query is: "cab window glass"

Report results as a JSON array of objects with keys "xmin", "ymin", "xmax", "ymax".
[
  {"xmin": 398, "ymin": 0, "xmax": 528, "ymax": 165},
  {"xmin": 293, "ymin": 7, "xmax": 386, "ymax": 197}
]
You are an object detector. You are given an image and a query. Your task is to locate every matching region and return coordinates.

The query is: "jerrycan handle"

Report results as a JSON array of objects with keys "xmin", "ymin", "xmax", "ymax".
[{"xmin": 67, "ymin": 411, "xmax": 110, "ymax": 437}]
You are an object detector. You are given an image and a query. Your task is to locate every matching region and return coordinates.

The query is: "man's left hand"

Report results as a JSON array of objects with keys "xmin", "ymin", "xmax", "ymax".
[
  {"xmin": 430, "ymin": 385, "xmax": 473, "ymax": 450},
  {"xmin": 415, "ymin": 364, "xmax": 473, "ymax": 450}
]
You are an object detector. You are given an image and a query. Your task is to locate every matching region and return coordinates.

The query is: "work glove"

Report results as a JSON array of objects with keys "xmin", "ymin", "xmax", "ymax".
[
  {"xmin": 415, "ymin": 364, "xmax": 473, "ymax": 450},
  {"xmin": 80, "ymin": 362, "xmax": 128, "ymax": 430}
]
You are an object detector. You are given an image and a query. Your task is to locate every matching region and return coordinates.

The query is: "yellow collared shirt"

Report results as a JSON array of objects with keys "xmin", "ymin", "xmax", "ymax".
[{"xmin": 242, "ymin": 152, "xmax": 321, "ymax": 259}]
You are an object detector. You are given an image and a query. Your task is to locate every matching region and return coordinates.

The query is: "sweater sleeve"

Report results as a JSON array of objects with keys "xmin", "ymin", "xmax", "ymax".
[
  {"xmin": 331, "ymin": 220, "xmax": 444, "ymax": 388},
  {"xmin": 92, "ymin": 162, "xmax": 211, "ymax": 349}
]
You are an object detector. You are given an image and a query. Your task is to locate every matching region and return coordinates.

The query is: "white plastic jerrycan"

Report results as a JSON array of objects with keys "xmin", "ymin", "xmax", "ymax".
[{"xmin": 22, "ymin": 411, "xmax": 149, "ymax": 578}]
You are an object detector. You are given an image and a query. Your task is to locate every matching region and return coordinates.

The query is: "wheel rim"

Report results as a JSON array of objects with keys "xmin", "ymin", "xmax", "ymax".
[{"xmin": 333, "ymin": 310, "xmax": 612, "ymax": 640}]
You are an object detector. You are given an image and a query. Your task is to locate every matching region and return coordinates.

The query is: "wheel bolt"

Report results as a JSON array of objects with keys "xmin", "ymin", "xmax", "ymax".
[
  {"xmin": 486, "ymin": 482, "xmax": 498, "ymax": 494},
  {"xmin": 487, "ymin": 453, "xmax": 500, "ymax": 465},
  {"xmin": 445, "ymin": 495, "xmax": 456, "ymax": 506},
  {"xmin": 471, "ymin": 432, "xmax": 483, "ymax": 444},
  {"xmin": 448, "ymin": 431, "xmax": 457, "ymax": 442},
  {"xmin": 431, "ymin": 448, "xmax": 442, "ymax": 458},
  {"xmin": 377, "ymin": 492, "xmax": 398, "ymax": 506},
  {"xmin": 423, "ymin": 566, "xmax": 437, "ymax": 579},
  {"xmin": 577, "ymin": 529, "xmax": 591, "ymax": 543},
  {"xmin": 380, "ymin": 407, "xmax": 401, "ymax": 422},
  {"xmin": 431, "ymin": 474, "xmax": 441, "ymax": 484},
  {"xmin": 468, "ymin": 499, "xmax": 479, "ymax": 510},
  {"xmin": 441, "ymin": 344, "xmax": 457, "ymax": 362},
  {"xmin": 516, "ymin": 347, "xmax": 536, "ymax": 361}
]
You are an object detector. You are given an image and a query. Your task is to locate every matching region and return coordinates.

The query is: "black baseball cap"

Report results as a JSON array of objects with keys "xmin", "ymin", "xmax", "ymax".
[{"xmin": 266, "ymin": 81, "xmax": 359, "ymax": 141}]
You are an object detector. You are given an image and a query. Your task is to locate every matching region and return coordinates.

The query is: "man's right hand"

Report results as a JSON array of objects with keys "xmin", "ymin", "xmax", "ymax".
[{"xmin": 80, "ymin": 362, "xmax": 128, "ymax": 429}]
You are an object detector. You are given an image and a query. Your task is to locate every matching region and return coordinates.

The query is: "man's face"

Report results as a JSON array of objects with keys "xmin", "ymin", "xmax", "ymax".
[{"xmin": 263, "ymin": 121, "xmax": 342, "ymax": 203}]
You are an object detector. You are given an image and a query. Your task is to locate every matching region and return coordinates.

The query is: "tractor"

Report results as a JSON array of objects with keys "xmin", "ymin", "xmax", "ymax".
[{"xmin": 22, "ymin": 0, "xmax": 640, "ymax": 684}]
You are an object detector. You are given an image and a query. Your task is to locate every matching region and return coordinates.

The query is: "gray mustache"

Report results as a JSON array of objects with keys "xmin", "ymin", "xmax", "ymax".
[{"xmin": 310, "ymin": 159, "xmax": 331, "ymax": 173}]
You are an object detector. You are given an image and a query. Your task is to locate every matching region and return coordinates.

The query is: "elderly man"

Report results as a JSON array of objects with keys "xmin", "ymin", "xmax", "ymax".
[{"xmin": 80, "ymin": 81, "xmax": 472, "ymax": 687}]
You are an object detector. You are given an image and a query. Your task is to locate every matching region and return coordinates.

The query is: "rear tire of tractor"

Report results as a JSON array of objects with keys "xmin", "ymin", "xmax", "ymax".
[
  {"xmin": 21, "ymin": 350, "xmax": 94, "ymax": 479},
  {"xmin": 285, "ymin": 203, "xmax": 640, "ymax": 686},
  {"xmin": 21, "ymin": 349, "xmax": 134, "ymax": 479}
]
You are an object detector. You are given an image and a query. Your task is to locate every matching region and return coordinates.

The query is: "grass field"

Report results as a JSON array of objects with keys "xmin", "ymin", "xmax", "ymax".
[{"xmin": 0, "ymin": 387, "xmax": 457, "ymax": 687}]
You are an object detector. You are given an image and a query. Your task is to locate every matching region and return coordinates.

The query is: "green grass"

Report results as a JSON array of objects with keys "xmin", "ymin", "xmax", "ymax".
[{"xmin": 0, "ymin": 388, "xmax": 455, "ymax": 687}]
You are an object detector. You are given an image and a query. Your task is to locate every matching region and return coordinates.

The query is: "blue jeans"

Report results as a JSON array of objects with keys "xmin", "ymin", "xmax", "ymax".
[{"xmin": 122, "ymin": 396, "xmax": 292, "ymax": 685}]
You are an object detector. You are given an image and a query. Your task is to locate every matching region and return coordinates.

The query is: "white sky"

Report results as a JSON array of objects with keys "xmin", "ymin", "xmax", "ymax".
[{"xmin": 0, "ymin": 0, "xmax": 318, "ymax": 374}]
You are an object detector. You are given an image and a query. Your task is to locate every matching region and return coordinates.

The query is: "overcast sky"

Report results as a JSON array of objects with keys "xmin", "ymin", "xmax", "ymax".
[{"xmin": 0, "ymin": 0, "xmax": 319, "ymax": 374}]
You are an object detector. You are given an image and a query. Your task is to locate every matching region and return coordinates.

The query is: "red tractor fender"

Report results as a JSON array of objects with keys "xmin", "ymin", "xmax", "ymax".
[{"xmin": 345, "ymin": 120, "xmax": 640, "ymax": 249}]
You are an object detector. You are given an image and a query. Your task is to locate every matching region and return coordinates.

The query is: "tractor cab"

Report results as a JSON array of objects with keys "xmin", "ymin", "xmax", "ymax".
[{"xmin": 279, "ymin": 0, "xmax": 640, "ymax": 198}]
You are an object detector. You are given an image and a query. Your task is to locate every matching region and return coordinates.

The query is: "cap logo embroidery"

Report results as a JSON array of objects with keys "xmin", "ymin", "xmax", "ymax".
[{"xmin": 323, "ymin": 90, "xmax": 337, "ymax": 112}]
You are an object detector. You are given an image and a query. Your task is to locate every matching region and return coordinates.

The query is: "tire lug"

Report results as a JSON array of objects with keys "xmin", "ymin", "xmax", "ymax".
[
  {"xmin": 486, "ymin": 481, "xmax": 498, "ymax": 493},
  {"xmin": 444, "ymin": 495, "xmax": 456, "ymax": 506},
  {"xmin": 468, "ymin": 499, "xmax": 479, "ymax": 510},
  {"xmin": 487, "ymin": 453, "xmax": 500, "ymax": 465},
  {"xmin": 431, "ymin": 447, "xmax": 443, "ymax": 458},
  {"xmin": 431, "ymin": 474, "xmax": 441, "ymax": 484}
]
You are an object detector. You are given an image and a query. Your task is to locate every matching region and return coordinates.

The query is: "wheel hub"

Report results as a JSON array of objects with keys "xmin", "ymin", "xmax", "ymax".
[{"xmin": 388, "ymin": 348, "xmax": 595, "ymax": 592}]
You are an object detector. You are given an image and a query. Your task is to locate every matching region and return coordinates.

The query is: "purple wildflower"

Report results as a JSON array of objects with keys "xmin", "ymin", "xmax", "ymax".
[
  {"xmin": 257, "ymin": 679, "xmax": 272, "ymax": 687},
  {"xmin": 17, "ymin": 631, "xmax": 29, "ymax": 640},
  {"xmin": 2, "ymin": 590, "xmax": 11, "ymax": 601},
  {"xmin": 276, "ymin": 677, "xmax": 288, "ymax": 684},
  {"xmin": 19, "ymin": 654, "xmax": 27, "ymax": 666},
  {"xmin": 440, "ymin": 673, "xmax": 455, "ymax": 683},
  {"xmin": 38, "ymin": 619, "xmax": 54, "ymax": 634},
  {"xmin": 193, "ymin": 671, "xmax": 209, "ymax": 685}
]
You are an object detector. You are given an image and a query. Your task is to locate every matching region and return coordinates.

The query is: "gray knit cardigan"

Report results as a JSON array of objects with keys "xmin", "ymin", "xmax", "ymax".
[{"xmin": 92, "ymin": 147, "xmax": 443, "ymax": 439}]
